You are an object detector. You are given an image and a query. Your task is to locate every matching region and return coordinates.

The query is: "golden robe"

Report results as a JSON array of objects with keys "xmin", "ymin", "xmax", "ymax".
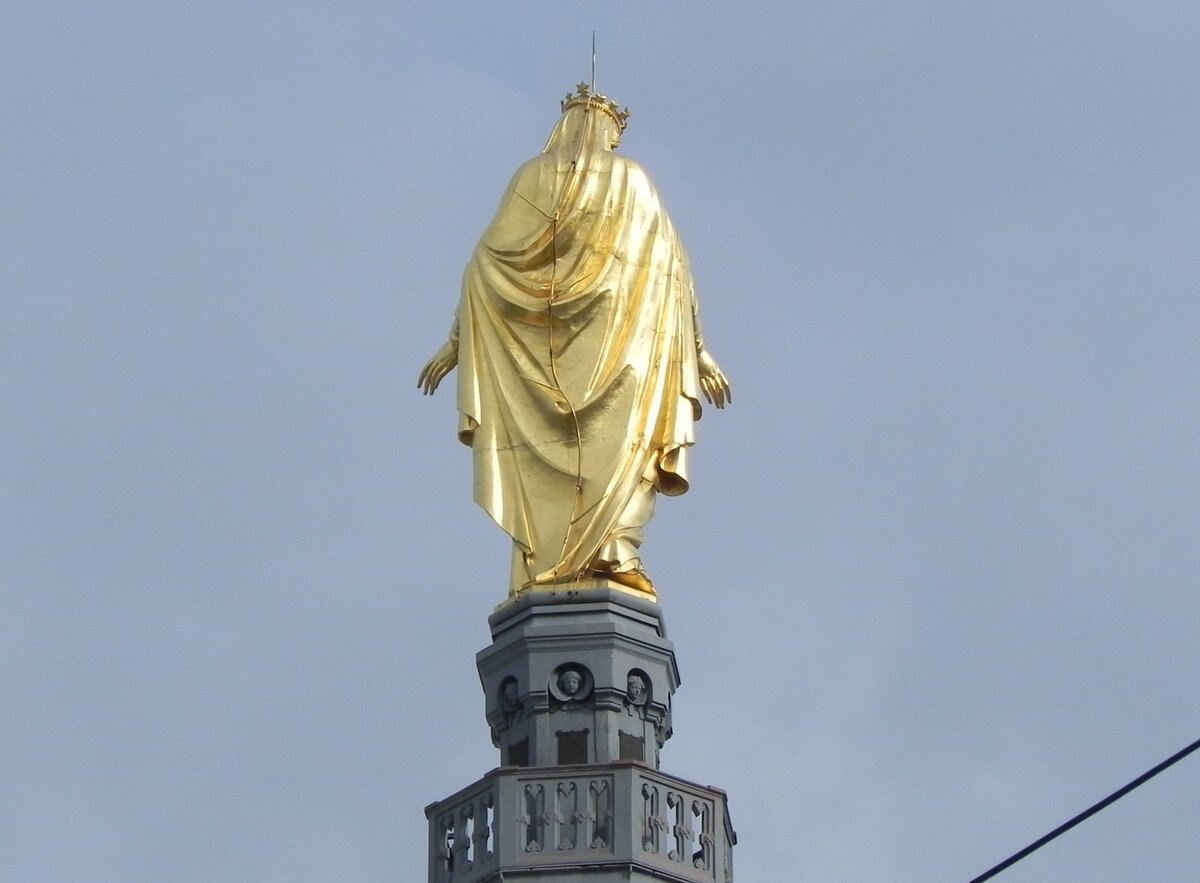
[{"xmin": 454, "ymin": 106, "xmax": 703, "ymax": 592}]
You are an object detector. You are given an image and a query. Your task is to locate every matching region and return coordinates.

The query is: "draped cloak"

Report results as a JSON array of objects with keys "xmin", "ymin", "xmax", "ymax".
[{"xmin": 454, "ymin": 106, "xmax": 703, "ymax": 589}]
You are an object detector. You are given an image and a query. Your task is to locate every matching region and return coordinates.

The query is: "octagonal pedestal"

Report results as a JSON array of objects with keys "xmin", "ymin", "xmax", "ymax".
[{"xmin": 427, "ymin": 586, "xmax": 736, "ymax": 882}]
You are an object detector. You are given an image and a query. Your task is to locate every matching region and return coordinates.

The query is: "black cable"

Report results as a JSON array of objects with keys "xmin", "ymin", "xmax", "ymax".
[{"xmin": 968, "ymin": 735, "xmax": 1200, "ymax": 883}]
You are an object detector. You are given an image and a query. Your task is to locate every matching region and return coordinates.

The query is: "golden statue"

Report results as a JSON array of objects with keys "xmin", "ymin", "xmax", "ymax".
[{"xmin": 419, "ymin": 84, "xmax": 731, "ymax": 598}]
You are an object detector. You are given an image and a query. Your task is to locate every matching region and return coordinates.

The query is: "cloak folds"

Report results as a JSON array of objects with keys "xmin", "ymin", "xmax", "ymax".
[{"xmin": 455, "ymin": 108, "xmax": 703, "ymax": 591}]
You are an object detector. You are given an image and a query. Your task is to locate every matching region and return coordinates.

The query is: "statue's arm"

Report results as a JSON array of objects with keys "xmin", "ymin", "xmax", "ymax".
[
  {"xmin": 417, "ymin": 165, "xmax": 542, "ymax": 398},
  {"xmin": 690, "ymin": 285, "xmax": 732, "ymax": 410},
  {"xmin": 417, "ymin": 313, "xmax": 460, "ymax": 396}
]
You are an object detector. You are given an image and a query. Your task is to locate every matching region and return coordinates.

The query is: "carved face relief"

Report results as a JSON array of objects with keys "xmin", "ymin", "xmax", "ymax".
[
  {"xmin": 558, "ymin": 669, "xmax": 583, "ymax": 697},
  {"xmin": 500, "ymin": 677, "xmax": 520, "ymax": 711},
  {"xmin": 549, "ymin": 664, "xmax": 592, "ymax": 702},
  {"xmin": 627, "ymin": 673, "xmax": 648, "ymax": 705}
]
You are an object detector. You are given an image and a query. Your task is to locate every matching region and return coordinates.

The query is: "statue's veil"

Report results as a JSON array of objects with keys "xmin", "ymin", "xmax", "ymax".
[{"xmin": 542, "ymin": 102, "xmax": 619, "ymax": 160}]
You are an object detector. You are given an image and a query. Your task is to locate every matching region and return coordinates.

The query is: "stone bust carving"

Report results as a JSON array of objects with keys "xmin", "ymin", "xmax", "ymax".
[
  {"xmin": 559, "ymin": 669, "xmax": 583, "ymax": 697},
  {"xmin": 549, "ymin": 665, "xmax": 592, "ymax": 703},
  {"xmin": 627, "ymin": 672, "xmax": 648, "ymax": 706}
]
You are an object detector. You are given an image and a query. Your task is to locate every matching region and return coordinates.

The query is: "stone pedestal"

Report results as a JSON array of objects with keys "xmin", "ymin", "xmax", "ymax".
[
  {"xmin": 477, "ymin": 586, "xmax": 677, "ymax": 770},
  {"xmin": 425, "ymin": 586, "xmax": 736, "ymax": 882}
]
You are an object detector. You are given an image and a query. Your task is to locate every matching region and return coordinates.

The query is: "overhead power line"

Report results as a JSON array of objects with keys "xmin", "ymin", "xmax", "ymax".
[{"xmin": 968, "ymin": 735, "xmax": 1200, "ymax": 883}]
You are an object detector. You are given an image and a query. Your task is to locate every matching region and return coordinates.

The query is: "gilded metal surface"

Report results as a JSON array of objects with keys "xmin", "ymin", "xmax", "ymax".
[{"xmin": 419, "ymin": 88, "xmax": 730, "ymax": 597}]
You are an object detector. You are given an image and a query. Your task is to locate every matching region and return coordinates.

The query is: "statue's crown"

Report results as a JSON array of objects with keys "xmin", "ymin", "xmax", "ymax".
[{"xmin": 561, "ymin": 83, "xmax": 631, "ymax": 133}]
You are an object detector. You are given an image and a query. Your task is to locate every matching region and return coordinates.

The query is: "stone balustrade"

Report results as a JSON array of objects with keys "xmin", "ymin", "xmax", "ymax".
[{"xmin": 427, "ymin": 762, "xmax": 735, "ymax": 883}]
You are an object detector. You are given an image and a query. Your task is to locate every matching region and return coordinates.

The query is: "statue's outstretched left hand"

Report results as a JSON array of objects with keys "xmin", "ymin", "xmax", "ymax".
[
  {"xmin": 697, "ymin": 350, "xmax": 731, "ymax": 409},
  {"xmin": 418, "ymin": 340, "xmax": 459, "ymax": 395}
]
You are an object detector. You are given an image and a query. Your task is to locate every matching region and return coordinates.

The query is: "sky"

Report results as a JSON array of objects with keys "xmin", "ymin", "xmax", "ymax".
[{"xmin": 3, "ymin": 2, "xmax": 1199, "ymax": 880}]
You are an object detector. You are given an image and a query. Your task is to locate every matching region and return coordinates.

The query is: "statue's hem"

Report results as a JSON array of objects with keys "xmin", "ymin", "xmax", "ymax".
[{"xmin": 489, "ymin": 579, "xmax": 661, "ymax": 629}]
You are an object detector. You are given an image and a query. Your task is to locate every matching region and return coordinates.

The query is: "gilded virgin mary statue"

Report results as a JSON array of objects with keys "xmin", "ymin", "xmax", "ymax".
[{"xmin": 419, "ymin": 84, "xmax": 731, "ymax": 598}]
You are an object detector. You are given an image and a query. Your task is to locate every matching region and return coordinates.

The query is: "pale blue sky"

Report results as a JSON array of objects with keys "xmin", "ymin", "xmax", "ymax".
[{"xmin": 4, "ymin": 2, "xmax": 1199, "ymax": 880}]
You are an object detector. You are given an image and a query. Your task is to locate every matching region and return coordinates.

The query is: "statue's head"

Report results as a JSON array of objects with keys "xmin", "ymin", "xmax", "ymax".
[
  {"xmin": 561, "ymin": 83, "xmax": 629, "ymax": 136},
  {"xmin": 546, "ymin": 83, "xmax": 630, "ymax": 152}
]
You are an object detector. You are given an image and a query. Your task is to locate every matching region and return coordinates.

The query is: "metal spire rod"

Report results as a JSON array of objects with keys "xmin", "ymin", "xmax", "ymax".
[{"xmin": 591, "ymin": 31, "xmax": 596, "ymax": 91}]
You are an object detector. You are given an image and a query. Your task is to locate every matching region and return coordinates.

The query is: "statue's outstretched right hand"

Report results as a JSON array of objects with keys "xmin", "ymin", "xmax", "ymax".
[
  {"xmin": 697, "ymin": 349, "xmax": 732, "ymax": 409},
  {"xmin": 418, "ymin": 340, "xmax": 459, "ymax": 395}
]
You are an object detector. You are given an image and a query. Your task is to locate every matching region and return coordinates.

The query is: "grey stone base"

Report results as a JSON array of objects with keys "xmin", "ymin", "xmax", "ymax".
[
  {"xmin": 427, "ymin": 588, "xmax": 735, "ymax": 881},
  {"xmin": 477, "ymin": 587, "xmax": 679, "ymax": 770},
  {"xmin": 425, "ymin": 762, "xmax": 735, "ymax": 883}
]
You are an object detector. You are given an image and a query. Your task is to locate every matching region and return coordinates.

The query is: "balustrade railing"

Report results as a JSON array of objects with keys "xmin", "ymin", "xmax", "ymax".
[{"xmin": 427, "ymin": 764, "xmax": 733, "ymax": 883}]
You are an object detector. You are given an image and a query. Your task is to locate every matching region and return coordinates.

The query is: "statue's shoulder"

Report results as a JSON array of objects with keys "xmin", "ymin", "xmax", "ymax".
[
  {"xmin": 611, "ymin": 152, "xmax": 647, "ymax": 176},
  {"xmin": 507, "ymin": 151, "xmax": 578, "ymax": 192},
  {"xmin": 509, "ymin": 154, "xmax": 551, "ymax": 185},
  {"xmin": 497, "ymin": 155, "xmax": 558, "ymax": 209},
  {"xmin": 611, "ymin": 154, "xmax": 661, "ymax": 201}
]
